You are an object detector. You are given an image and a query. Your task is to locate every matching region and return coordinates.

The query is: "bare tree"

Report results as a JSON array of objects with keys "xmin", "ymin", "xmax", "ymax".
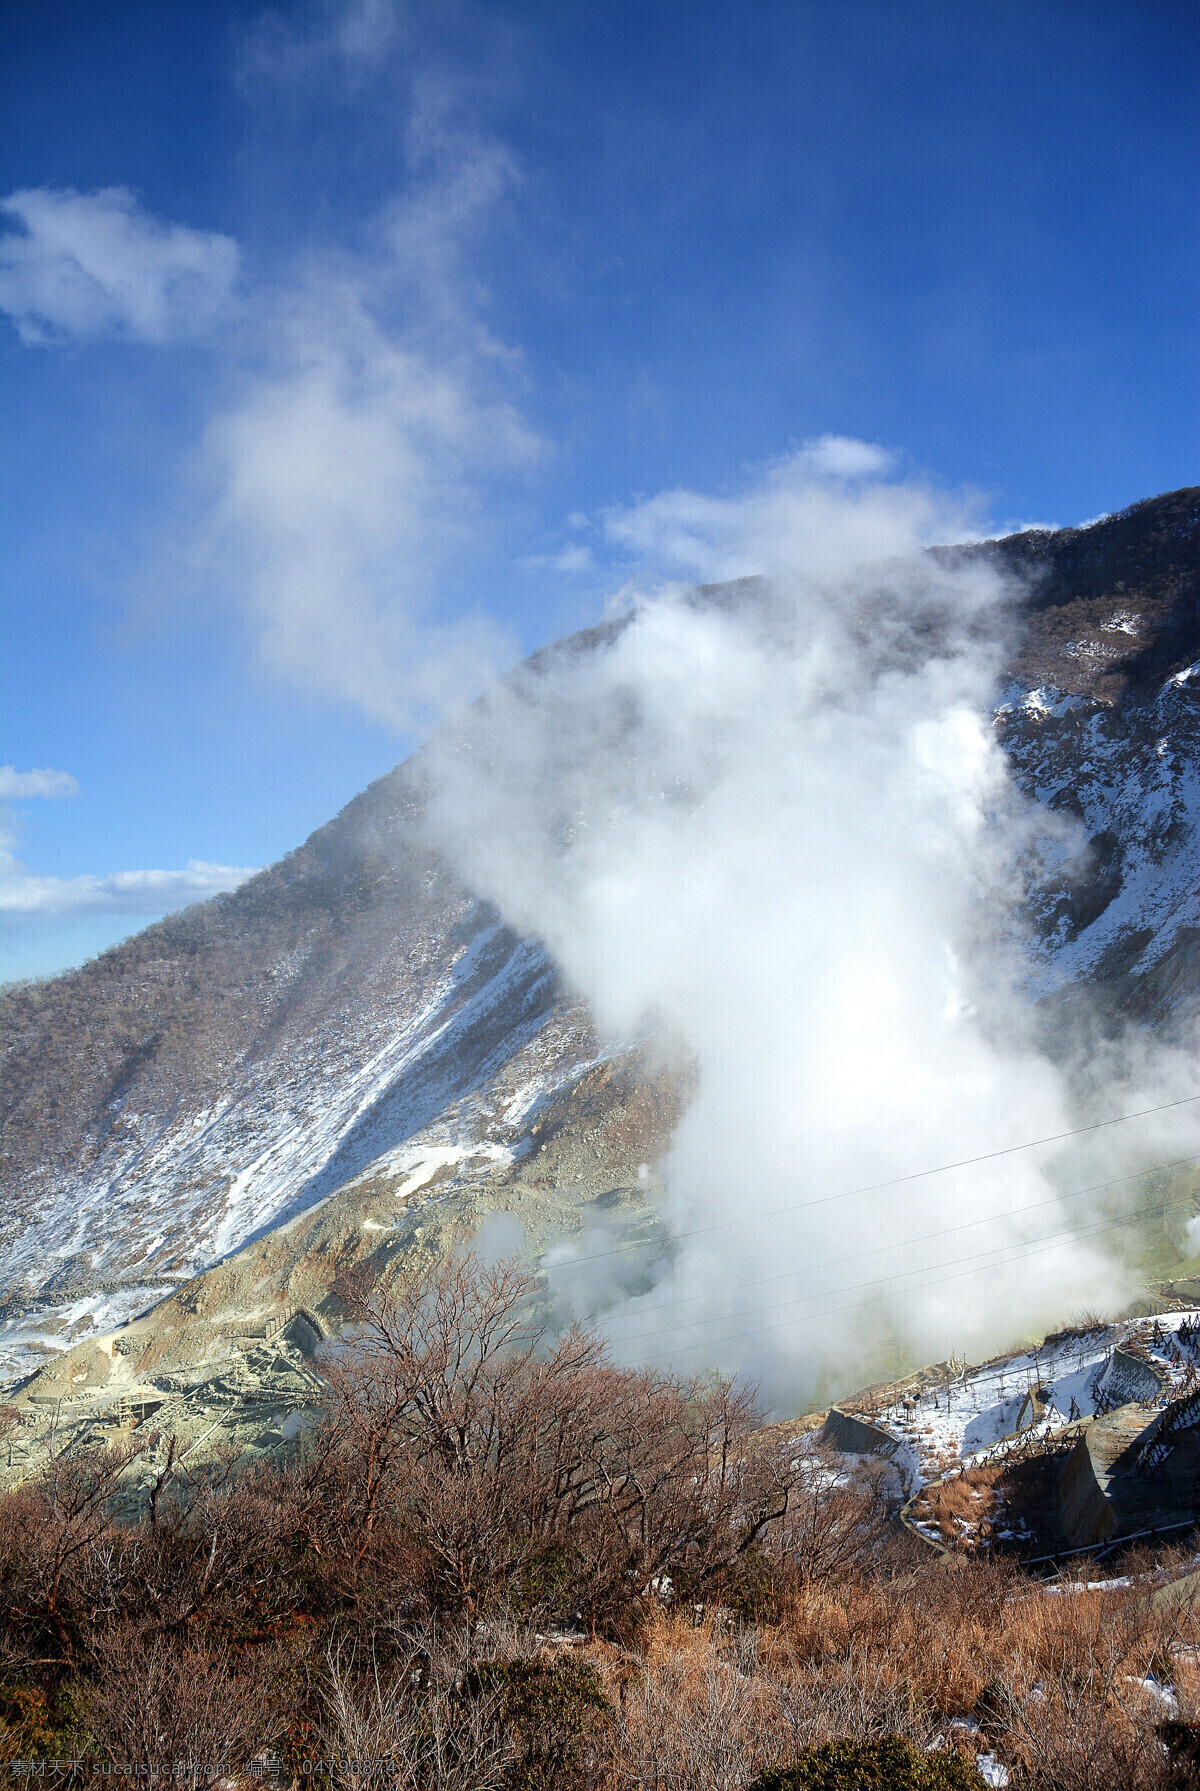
[
  {"xmin": 0, "ymin": 1439, "xmax": 146, "ymax": 1653},
  {"xmin": 314, "ymin": 1253, "xmax": 799, "ymax": 1632},
  {"xmin": 77, "ymin": 1627, "xmax": 283, "ymax": 1773},
  {"xmin": 768, "ymin": 1450, "xmax": 897, "ymax": 1592}
]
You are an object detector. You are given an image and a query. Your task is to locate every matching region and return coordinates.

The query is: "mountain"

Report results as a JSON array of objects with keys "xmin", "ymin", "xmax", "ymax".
[
  {"xmin": 1, "ymin": 487, "xmax": 1198, "ymax": 1390},
  {"xmin": 985, "ymin": 486, "xmax": 1200, "ymax": 1015}
]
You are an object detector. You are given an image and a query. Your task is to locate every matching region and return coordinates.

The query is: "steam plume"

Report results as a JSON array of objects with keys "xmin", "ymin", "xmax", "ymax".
[{"xmin": 427, "ymin": 450, "xmax": 1193, "ymax": 1403}]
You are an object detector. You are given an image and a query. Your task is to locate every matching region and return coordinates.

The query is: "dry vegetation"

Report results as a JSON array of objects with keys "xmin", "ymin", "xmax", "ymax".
[
  {"xmin": 0, "ymin": 1253, "xmax": 1198, "ymax": 1788},
  {"xmin": 907, "ymin": 1454, "xmax": 1069, "ymax": 1555}
]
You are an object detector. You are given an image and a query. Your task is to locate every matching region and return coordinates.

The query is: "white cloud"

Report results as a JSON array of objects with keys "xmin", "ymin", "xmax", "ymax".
[
  {"xmin": 602, "ymin": 439, "xmax": 983, "ymax": 585},
  {"xmin": 333, "ymin": 0, "xmax": 401, "ymax": 64},
  {"xmin": 795, "ymin": 433, "xmax": 894, "ymax": 479},
  {"xmin": 0, "ymin": 187, "xmax": 239, "ymax": 345},
  {"xmin": 0, "ymin": 857, "xmax": 257, "ymax": 918},
  {"xmin": 0, "ymin": 766, "xmax": 255, "ymax": 922},
  {"xmin": 237, "ymin": 0, "xmax": 404, "ymax": 90},
  {"xmin": 551, "ymin": 544, "xmax": 595, "ymax": 574},
  {"xmin": 0, "ymin": 766, "xmax": 79, "ymax": 799},
  {"xmin": 193, "ymin": 118, "xmax": 539, "ymax": 730}
]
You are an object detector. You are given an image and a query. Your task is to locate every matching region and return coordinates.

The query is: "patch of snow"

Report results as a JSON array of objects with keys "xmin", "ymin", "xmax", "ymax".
[
  {"xmin": 994, "ymin": 683, "xmax": 1091, "ymax": 721},
  {"xmin": 836, "ymin": 1318, "xmax": 1200, "ymax": 1492},
  {"xmin": 1126, "ymin": 1676, "xmax": 1179, "ymax": 1715},
  {"xmin": 1047, "ymin": 1576, "xmax": 1133, "ymax": 1595},
  {"xmin": 1064, "ymin": 640, "xmax": 1120, "ymax": 662}
]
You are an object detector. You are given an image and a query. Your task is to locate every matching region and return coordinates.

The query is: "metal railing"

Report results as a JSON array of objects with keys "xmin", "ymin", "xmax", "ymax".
[{"xmin": 1129, "ymin": 1378, "xmax": 1200, "ymax": 1476}]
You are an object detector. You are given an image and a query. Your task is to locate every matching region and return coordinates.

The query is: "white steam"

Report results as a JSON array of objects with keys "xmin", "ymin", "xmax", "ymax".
[
  {"xmin": 427, "ymin": 451, "xmax": 1194, "ymax": 1401},
  {"xmin": 599, "ymin": 436, "xmax": 976, "ymax": 583}
]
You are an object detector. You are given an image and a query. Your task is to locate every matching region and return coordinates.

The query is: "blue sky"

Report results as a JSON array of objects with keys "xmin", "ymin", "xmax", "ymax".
[{"xmin": 2, "ymin": 0, "xmax": 1197, "ymax": 981}]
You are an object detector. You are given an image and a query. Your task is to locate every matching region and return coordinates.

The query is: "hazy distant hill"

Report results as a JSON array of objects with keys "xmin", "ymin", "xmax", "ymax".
[{"xmin": 1, "ymin": 487, "xmax": 1198, "ymax": 1377}]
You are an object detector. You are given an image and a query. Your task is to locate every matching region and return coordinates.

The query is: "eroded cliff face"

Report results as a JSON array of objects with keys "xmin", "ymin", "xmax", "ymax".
[{"xmin": 1, "ymin": 489, "xmax": 1198, "ymax": 1394}]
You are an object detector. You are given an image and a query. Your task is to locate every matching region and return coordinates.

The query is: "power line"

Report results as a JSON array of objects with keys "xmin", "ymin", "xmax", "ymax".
[
  {"xmin": 614, "ymin": 1188, "xmax": 1200, "ymax": 1357},
  {"xmin": 590, "ymin": 1149, "xmax": 1200, "ymax": 1334},
  {"xmin": 552, "ymin": 1090, "xmax": 1200, "ymax": 1273}
]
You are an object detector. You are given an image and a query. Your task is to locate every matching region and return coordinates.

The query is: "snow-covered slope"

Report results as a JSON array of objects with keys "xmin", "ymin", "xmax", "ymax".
[
  {"xmin": 987, "ymin": 488, "xmax": 1200, "ymax": 1018},
  {"xmin": 1002, "ymin": 676, "xmax": 1200, "ymax": 998},
  {"xmin": 0, "ymin": 764, "xmax": 603, "ymax": 1372}
]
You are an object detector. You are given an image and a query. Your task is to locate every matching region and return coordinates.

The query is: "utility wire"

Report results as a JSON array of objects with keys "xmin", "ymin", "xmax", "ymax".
[
  {"xmin": 592, "ymin": 1149, "xmax": 1200, "ymax": 1333},
  {"xmin": 617, "ymin": 1187, "xmax": 1200, "ymax": 1357},
  {"xmin": 553, "ymin": 1090, "xmax": 1200, "ymax": 1273}
]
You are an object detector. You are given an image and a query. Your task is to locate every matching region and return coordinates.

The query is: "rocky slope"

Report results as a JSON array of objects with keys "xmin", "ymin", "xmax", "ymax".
[
  {"xmin": 0, "ymin": 1053, "xmax": 681, "ymax": 1494},
  {"xmin": 985, "ymin": 489, "xmax": 1200, "ymax": 1021},
  {"xmin": 1, "ymin": 487, "xmax": 1198, "ymax": 1394}
]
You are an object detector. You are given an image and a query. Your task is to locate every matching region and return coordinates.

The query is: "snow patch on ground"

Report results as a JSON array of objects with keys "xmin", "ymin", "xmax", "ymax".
[{"xmin": 838, "ymin": 1313, "xmax": 1200, "ymax": 1491}]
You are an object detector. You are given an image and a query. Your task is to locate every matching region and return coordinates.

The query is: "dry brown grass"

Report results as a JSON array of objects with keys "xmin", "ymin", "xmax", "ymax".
[
  {"xmin": 907, "ymin": 1451, "xmax": 1070, "ymax": 1554},
  {"xmin": 908, "ymin": 1465, "xmax": 1003, "ymax": 1546},
  {"xmin": 591, "ymin": 1555, "xmax": 1200, "ymax": 1789},
  {"xmin": 1, "ymin": 1513, "xmax": 1197, "ymax": 1787}
]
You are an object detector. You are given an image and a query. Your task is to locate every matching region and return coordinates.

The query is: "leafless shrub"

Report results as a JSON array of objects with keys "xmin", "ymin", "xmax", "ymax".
[
  {"xmin": 767, "ymin": 1451, "xmax": 898, "ymax": 1590},
  {"xmin": 320, "ymin": 1631, "xmax": 512, "ymax": 1791},
  {"xmin": 0, "ymin": 1440, "xmax": 148, "ymax": 1651},
  {"xmin": 604, "ymin": 1614, "xmax": 942, "ymax": 1791},
  {"xmin": 772, "ymin": 1652, "xmax": 933, "ymax": 1754},
  {"xmin": 77, "ymin": 1627, "xmax": 283, "ymax": 1769},
  {"xmin": 986, "ymin": 1667, "xmax": 1171, "ymax": 1791},
  {"xmin": 606, "ymin": 1623, "xmax": 783, "ymax": 1791}
]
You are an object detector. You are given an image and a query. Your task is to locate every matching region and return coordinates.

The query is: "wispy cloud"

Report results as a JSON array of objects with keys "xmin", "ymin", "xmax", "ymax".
[
  {"xmin": 0, "ymin": 187, "xmax": 239, "ymax": 345},
  {"xmin": 0, "ymin": 766, "xmax": 79, "ymax": 799},
  {"xmin": 193, "ymin": 91, "xmax": 540, "ymax": 730},
  {"xmin": 236, "ymin": 0, "xmax": 404, "ymax": 91},
  {"xmin": 601, "ymin": 438, "xmax": 981, "ymax": 586},
  {"xmin": 5, "ymin": 9, "xmax": 540, "ymax": 736},
  {"xmin": 0, "ymin": 859, "xmax": 258, "ymax": 918},
  {"xmin": 0, "ymin": 768, "xmax": 255, "ymax": 918}
]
